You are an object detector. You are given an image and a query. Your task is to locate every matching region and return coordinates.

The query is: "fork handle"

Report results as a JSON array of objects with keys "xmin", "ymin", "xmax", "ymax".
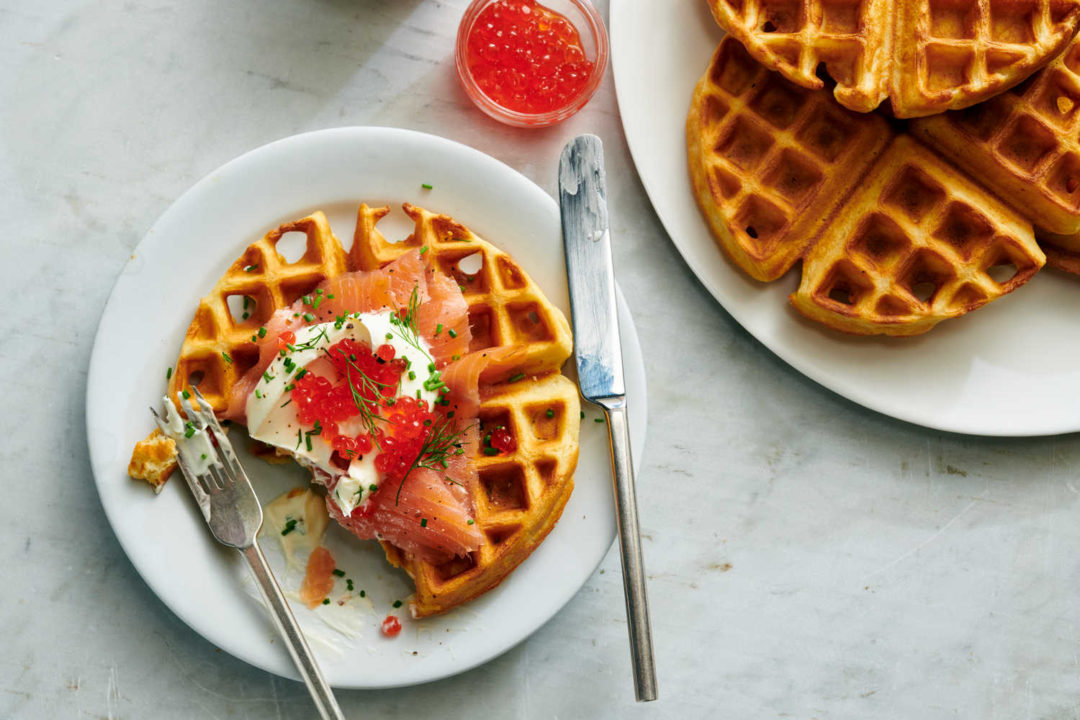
[{"xmin": 241, "ymin": 542, "xmax": 346, "ymax": 720}]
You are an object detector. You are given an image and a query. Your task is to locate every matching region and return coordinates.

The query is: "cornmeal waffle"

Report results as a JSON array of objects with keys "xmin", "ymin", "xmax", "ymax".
[
  {"xmin": 689, "ymin": 37, "xmax": 1048, "ymax": 335},
  {"xmin": 135, "ymin": 203, "xmax": 580, "ymax": 617},
  {"xmin": 792, "ymin": 136, "xmax": 1042, "ymax": 334},
  {"xmin": 687, "ymin": 36, "xmax": 891, "ymax": 281},
  {"xmin": 912, "ymin": 39, "xmax": 1080, "ymax": 270},
  {"xmin": 706, "ymin": 0, "xmax": 1080, "ymax": 117}
]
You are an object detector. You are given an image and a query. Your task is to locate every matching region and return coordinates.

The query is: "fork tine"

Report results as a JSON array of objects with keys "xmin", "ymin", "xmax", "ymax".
[
  {"xmin": 151, "ymin": 401, "xmax": 212, "ymax": 516},
  {"xmin": 191, "ymin": 387, "xmax": 249, "ymax": 486}
]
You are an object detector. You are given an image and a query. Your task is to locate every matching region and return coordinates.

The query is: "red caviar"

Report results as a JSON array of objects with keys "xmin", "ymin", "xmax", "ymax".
[
  {"xmin": 291, "ymin": 338, "xmax": 407, "ymax": 457},
  {"xmin": 490, "ymin": 427, "xmax": 515, "ymax": 453},
  {"xmin": 465, "ymin": 0, "xmax": 594, "ymax": 114},
  {"xmin": 374, "ymin": 397, "xmax": 437, "ymax": 484},
  {"xmin": 381, "ymin": 615, "xmax": 403, "ymax": 637}
]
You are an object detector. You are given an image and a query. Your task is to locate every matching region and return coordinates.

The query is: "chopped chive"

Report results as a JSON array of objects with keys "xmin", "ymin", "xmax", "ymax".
[
  {"xmin": 305, "ymin": 434, "xmax": 313, "ymax": 451},
  {"xmin": 386, "ymin": 333, "xmax": 393, "ymax": 340},
  {"xmin": 295, "ymin": 428, "xmax": 302, "ymax": 450},
  {"xmin": 241, "ymin": 312, "xmax": 249, "ymax": 320},
  {"xmin": 254, "ymin": 389, "xmax": 263, "ymax": 400},
  {"xmin": 302, "ymin": 295, "xmax": 312, "ymax": 306},
  {"xmin": 420, "ymin": 246, "xmax": 429, "ymax": 255},
  {"xmin": 263, "ymin": 371, "xmax": 274, "ymax": 383},
  {"xmin": 467, "ymin": 519, "xmax": 475, "ymax": 525},
  {"xmin": 483, "ymin": 447, "xmax": 499, "ymax": 456},
  {"xmin": 303, "ymin": 312, "xmax": 315, "ymax": 322},
  {"xmin": 369, "ymin": 484, "xmax": 378, "ymax": 491},
  {"xmin": 393, "ymin": 600, "xmax": 403, "ymax": 608},
  {"xmin": 166, "ymin": 367, "xmax": 173, "ymax": 380},
  {"xmin": 346, "ymin": 579, "xmax": 354, "ymax": 591},
  {"xmin": 294, "ymin": 368, "xmax": 307, "ymax": 380},
  {"xmin": 243, "ymin": 296, "xmax": 251, "ymax": 308},
  {"xmin": 447, "ymin": 411, "xmax": 455, "ymax": 418},
  {"xmin": 281, "ymin": 518, "xmax": 298, "ymax": 536},
  {"xmin": 546, "ymin": 408, "xmax": 555, "ymax": 418},
  {"xmin": 448, "ymin": 328, "xmax": 457, "ymax": 338},
  {"xmin": 595, "ymin": 417, "xmax": 605, "ymax": 423},
  {"xmin": 221, "ymin": 351, "xmax": 232, "ymax": 364},
  {"xmin": 258, "ymin": 327, "xmax": 267, "ymax": 338},
  {"xmin": 408, "ymin": 371, "xmax": 416, "ymax": 380},
  {"xmin": 200, "ymin": 453, "xmax": 207, "ymax": 461},
  {"xmin": 285, "ymin": 383, "xmax": 295, "ymax": 392},
  {"xmin": 508, "ymin": 373, "xmax": 525, "ymax": 383},
  {"xmin": 322, "ymin": 598, "xmax": 330, "ymax": 605},
  {"xmin": 580, "ymin": 411, "xmax": 585, "ymax": 419},
  {"xmin": 280, "ymin": 399, "xmax": 292, "ymax": 408},
  {"xmin": 420, "ymin": 518, "xmax": 428, "ymax": 527},
  {"xmin": 182, "ymin": 389, "xmax": 191, "ymax": 399},
  {"xmin": 451, "ymin": 354, "xmax": 460, "ymax": 361},
  {"xmin": 421, "ymin": 183, "xmax": 433, "ymax": 190},
  {"xmin": 251, "ymin": 335, "xmax": 258, "ymax": 342},
  {"xmin": 332, "ymin": 568, "xmax": 345, "ymax": 577},
  {"xmin": 184, "ymin": 422, "xmax": 195, "ymax": 439},
  {"xmin": 435, "ymin": 323, "xmax": 443, "ymax": 335},
  {"xmin": 243, "ymin": 264, "xmax": 257, "ymax": 272},
  {"xmin": 360, "ymin": 590, "xmax": 366, "ymax": 598}
]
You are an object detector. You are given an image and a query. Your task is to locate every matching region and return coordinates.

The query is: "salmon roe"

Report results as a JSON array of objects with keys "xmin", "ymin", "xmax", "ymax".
[
  {"xmin": 381, "ymin": 615, "xmax": 403, "ymax": 637},
  {"xmin": 465, "ymin": 0, "xmax": 595, "ymax": 114},
  {"xmin": 291, "ymin": 339, "xmax": 407, "ymax": 461},
  {"xmin": 374, "ymin": 397, "xmax": 437, "ymax": 484}
]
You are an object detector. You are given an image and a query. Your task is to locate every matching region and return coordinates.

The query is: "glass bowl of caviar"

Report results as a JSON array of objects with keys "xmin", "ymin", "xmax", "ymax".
[{"xmin": 456, "ymin": 0, "xmax": 609, "ymax": 128}]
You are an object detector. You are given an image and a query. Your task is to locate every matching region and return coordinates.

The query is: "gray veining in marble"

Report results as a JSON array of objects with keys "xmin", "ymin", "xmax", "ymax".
[{"xmin": 4, "ymin": 1, "xmax": 1080, "ymax": 718}]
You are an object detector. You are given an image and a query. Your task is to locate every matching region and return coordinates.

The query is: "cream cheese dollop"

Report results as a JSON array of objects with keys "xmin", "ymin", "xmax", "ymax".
[{"xmin": 245, "ymin": 313, "xmax": 439, "ymax": 515}]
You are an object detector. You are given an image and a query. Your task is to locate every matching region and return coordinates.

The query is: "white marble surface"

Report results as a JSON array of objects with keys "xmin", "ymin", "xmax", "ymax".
[{"xmin": 4, "ymin": 1, "xmax": 1080, "ymax": 718}]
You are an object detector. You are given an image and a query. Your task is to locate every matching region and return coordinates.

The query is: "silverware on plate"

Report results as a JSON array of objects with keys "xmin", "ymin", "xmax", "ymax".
[
  {"xmin": 152, "ymin": 389, "xmax": 345, "ymax": 720},
  {"xmin": 559, "ymin": 134, "xmax": 658, "ymax": 702}
]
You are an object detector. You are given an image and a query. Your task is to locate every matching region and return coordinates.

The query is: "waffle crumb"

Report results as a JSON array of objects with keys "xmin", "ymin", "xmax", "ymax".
[{"xmin": 128, "ymin": 428, "xmax": 178, "ymax": 493}]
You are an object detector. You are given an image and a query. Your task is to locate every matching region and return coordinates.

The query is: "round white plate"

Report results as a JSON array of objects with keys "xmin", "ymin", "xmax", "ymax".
[
  {"xmin": 86, "ymin": 127, "xmax": 647, "ymax": 689},
  {"xmin": 610, "ymin": 1, "xmax": 1080, "ymax": 436}
]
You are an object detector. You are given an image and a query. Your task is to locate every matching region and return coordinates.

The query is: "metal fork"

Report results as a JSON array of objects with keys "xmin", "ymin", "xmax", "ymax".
[{"xmin": 152, "ymin": 389, "xmax": 345, "ymax": 720}]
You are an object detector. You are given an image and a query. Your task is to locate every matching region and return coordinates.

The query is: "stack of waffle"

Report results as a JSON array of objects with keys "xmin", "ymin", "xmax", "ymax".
[{"xmin": 688, "ymin": 16, "xmax": 1080, "ymax": 335}]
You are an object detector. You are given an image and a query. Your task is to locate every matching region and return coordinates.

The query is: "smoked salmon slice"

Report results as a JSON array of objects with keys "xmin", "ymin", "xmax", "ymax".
[
  {"xmin": 227, "ymin": 249, "xmax": 490, "ymax": 563},
  {"xmin": 299, "ymin": 545, "xmax": 337, "ymax": 609}
]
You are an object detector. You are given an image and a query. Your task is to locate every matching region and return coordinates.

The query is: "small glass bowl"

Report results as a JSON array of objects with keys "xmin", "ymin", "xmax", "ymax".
[{"xmin": 455, "ymin": 0, "xmax": 609, "ymax": 128}]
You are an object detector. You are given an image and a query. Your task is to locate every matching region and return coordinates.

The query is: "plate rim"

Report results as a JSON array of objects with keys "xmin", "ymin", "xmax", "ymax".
[
  {"xmin": 85, "ymin": 125, "xmax": 649, "ymax": 688},
  {"xmin": 609, "ymin": 2, "xmax": 1077, "ymax": 438}
]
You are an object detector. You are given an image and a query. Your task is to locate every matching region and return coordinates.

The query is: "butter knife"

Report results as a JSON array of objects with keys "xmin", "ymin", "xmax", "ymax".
[{"xmin": 559, "ymin": 134, "xmax": 658, "ymax": 702}]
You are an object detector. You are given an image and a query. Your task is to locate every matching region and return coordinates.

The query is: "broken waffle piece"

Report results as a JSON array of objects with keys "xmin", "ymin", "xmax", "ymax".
[
  {"xmin": 792, "ymin": 136, "xmax": 1044, "ymax": 335},
  {"xmin": 128, "ymin": 428, "xmax": 178, "ymax": 493}
]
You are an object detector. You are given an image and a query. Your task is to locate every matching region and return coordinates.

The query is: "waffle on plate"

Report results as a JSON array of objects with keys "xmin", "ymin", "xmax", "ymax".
[
  {"xmin": 706, "ymin": 0, "xmax": 1080, "ymax": 117},
  {"xmin": 688, "ymin": 36, "xmax": 1060, "ymax": 336},
  {"xmin": 133, "ymin": 203, "xmax": 580, "ymax": 618}
]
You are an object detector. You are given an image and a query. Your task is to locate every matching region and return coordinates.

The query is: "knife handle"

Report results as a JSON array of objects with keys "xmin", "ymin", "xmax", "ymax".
[{"xmin": 600, "ymin": 399, "xmax": 658, "ymax": 702}]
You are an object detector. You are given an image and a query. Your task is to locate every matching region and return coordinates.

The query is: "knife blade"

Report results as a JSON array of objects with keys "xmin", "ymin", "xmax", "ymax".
[{"xmin": 559, "ymin": 134, "xmax": 658, "ymax": 702}]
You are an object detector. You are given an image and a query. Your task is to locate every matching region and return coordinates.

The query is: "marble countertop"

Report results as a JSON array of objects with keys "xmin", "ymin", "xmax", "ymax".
[{"xmin": 5, "ymin": 1, "xmax": 1080, "ymax": 717}]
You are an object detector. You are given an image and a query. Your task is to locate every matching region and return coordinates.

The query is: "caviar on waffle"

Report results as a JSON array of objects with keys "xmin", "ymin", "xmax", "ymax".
[{"xmin": 130, "ymin": 204, "xmax": 581, "ymax": 617}]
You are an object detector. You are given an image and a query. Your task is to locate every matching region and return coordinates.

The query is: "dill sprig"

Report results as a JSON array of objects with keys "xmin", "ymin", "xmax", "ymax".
[
  {"xmin": 395, "ymin": 417, "xmax": 473, "ymax": 505},
  {"xmin": 388, "ymin": 285, "xmax": 433, "ymax": 365},
  {"xmin": 327, "ymin": 347, "xmax": 389, "ymax": 447}
]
